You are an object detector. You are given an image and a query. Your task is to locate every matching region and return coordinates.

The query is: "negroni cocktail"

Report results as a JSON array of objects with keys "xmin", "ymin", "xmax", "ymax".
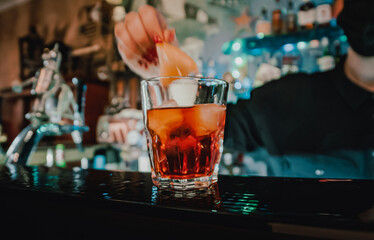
[
  {"xmin": 147, "ymin": 104, "xmax": 226, "ymax": 180},
  {"xmin": 142, "ymin": 76, "xmax": 227, "ymax": 190}
]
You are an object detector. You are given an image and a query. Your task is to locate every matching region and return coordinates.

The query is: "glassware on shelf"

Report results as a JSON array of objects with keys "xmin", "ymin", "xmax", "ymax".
[
  {"xmin": 256, "ymin": 7, "xmax": 271, "ymax": 36},
  {"xmin": 222, "ymin": 26, "xmax": 344, "ymax": 55},
  {"xmin": 317, "ymin": 37, "xmax": 335, "ymax": 72},
  {"xmin": 316, "ymin": 0, "xmax": 333, "ymax": 28},
  {"xmin": 298, "ymin": 0, "xmax": 316, "ymax": 30},
  {"xmin": 272, "ymin": 0, "xmax": 286, "ymax": 35},
  {"xmin": 286, "ymin": 0, "xmax": 297, "ymax": 33}
]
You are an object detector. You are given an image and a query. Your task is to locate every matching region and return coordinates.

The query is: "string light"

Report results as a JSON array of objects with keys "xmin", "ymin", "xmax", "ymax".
[
  {"xmin": 283, "ymin": 43, "xmax": 294, "ymax": 52},
  {"xmin": 232, "ymin": 41, "xmax": 242, "ymax": 52},
  {"xmin": 232, "ymin": 70, "xmax": 240, "ymax": 78},
  {"xmin": 256, "ymin": 32, "xmax": 265, "ymax": 39},
  {"xmin": 234, "ymin": 56, "xmax": 245, "ymax": 67},
  {"xmin": 297, "ymin": 41, "xmax": 307, "ymax": 50}
]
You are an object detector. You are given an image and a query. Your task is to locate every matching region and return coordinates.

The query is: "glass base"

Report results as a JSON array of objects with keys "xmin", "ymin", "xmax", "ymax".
[
  {"xmin": 152, "ymin": 167, "xmax": 218, "ymax": 191},
  {"xmin": 153, "ymin": 175, "xmax": 216, "ymax": 190}
]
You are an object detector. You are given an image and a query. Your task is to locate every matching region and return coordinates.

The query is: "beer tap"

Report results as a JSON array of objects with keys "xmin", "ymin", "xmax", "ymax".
[{"xmin": 3, "ymin": 44, "xmax": 89, "ymax": 165}]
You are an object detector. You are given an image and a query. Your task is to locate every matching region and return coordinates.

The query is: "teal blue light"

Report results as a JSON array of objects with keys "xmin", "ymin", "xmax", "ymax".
[
  {"xmin": 283, "ymin": 43, "xmax": 294, "ymax": 52},
  {"xmin": 340, "ymin": 35, "xmax": 347, "ymax": 42},
  {"xmin": 222, "ymin": 41, "xmax": 231, "ymax": 53},
  {"xmin": 249, "ymin": 42, "xmax": 256, "ymax": 48}
]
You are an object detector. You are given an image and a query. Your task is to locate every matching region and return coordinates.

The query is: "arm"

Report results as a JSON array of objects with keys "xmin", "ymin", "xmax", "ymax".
[{"xmin": 224, "ymin": 99, "xmax": 263, "ymax": 152}]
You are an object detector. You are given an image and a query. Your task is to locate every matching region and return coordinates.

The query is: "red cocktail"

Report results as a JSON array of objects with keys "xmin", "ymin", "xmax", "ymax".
[
  {"xmin": 147, "ymin": 104, "xmax": 226, "ymax": 179},
  {"xmin": 141, "ymin": 77, "xmax": 227, "ymax": 190}
]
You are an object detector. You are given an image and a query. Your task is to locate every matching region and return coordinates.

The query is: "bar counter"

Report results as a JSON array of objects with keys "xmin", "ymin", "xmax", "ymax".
[{"xmin": 1, "ymin": 164, "xmax": 374, "ymax": 239}]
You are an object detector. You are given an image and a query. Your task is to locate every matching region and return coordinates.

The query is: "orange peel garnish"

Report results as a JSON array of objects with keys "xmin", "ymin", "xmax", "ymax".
[{"xmin": 155, "ymin": 37, "xmax": 199, "ymax": 87}]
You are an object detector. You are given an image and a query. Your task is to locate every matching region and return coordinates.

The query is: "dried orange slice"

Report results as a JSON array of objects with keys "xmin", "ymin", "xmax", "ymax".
[{"xmin": 155, "ymin": 37, "xmax": 199, "ymax": 87}]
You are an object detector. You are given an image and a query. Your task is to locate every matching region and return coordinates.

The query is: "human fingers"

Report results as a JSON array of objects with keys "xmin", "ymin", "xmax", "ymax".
[
  {"xmin": 116, "ymin": 21, "xmax": 160, "ymax": 78},
  {"xmin": 117, "ymin": 42, "xmax": 159, "ymax": 78},
  {"xmin": 115, "ymin": 21, "xmax": 139, "ymax": 59},
  {"xmin": 125, "ymin": 11, "xmax": 158, "ymax": 66},
  {"xmin": 138, "ymin": 5, "xmax": 167, "ymax": 41}
]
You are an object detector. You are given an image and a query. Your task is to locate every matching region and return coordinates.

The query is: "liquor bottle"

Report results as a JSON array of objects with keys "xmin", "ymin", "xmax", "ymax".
[
  {"xmin": 281, "ymin": 42, "xmax": 301, "ymax": 75},
  {"xmin": 256, "ymin": 7, "xmax": 271, "ymax": 35},
  {"xmin": 317, "ymin": 37, "xmax": 335, "ymax": 72},
  {"xmin": 272, "ymin": 0, "xmax": 284, "ymax": 35},
  {"xmin": 55, "ymin": 144, "xmax": 66, "ymax": 168},
  {"xmin": 298, "ymin": 0, "xmax": 316, "ymax": 30},
  {"xmin": 286, "ymin": 0, "xmax": 297, "ymax": 33},
  {"xmin": 316, "ymin": 0, "xmax": 332, "ymax": 27}
]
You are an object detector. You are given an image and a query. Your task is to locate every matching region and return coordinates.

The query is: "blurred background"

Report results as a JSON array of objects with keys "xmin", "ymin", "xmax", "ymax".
[{"xmin": 0, "ymin": 0, "xmax": 347, "ymax": 175}]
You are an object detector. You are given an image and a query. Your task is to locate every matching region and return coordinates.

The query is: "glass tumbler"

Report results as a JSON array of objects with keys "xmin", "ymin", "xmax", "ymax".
[{"xmin": 141, "ymin": 76, "xmax": 228, "ymax": 190}]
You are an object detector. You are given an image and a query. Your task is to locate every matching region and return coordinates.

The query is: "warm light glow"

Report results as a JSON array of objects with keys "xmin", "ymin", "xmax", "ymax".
[
  {"xmin": 106, "ymin": 0, "xmax": 122, "ymax": 4},
  {"xmin": 113, "ymin": 6, "xmax": 126, "ymax": 22},
  {"xmin": 310, "ymin": 39, "xmax": 320, "ymax": 48}
]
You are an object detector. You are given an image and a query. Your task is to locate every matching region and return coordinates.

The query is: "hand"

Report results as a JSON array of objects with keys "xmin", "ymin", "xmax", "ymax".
[
  {"xmin": 108, "ymin": 122, "xmax": 128, "ymax": 143},
  {"xmin": 254, "ymin": 63, "xmax": 281, "ymax": 87},
  {"xmin": 114, "ymin": 5, "xmax": 177, "ymax": 78}
]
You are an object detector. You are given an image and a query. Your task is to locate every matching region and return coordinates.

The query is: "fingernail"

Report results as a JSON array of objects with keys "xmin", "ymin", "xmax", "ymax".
[{"xmin": 153, "ymin": 35, "xmax": 163, "ymax": 44}]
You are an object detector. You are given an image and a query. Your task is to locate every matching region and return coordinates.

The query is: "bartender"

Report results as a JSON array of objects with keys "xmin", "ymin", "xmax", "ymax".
[
  {"xmin": 115, "ymin": 1, "xmax": 374, "ymax": 178},
  {"xmin": 224, "ymin": 0, "xmax": 374, "ymax": 179},
  {"xmin": 224, "ymin": 0, "xmax": 374, "ymax": 155}
]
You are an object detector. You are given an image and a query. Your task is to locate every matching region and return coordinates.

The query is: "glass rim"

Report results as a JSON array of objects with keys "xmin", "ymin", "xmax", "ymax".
[{"xmin": 141, "ymin": 76, "xmax": 228, "ymax": 85}]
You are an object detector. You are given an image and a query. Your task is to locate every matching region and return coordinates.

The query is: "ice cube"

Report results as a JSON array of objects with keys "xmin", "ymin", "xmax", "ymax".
[
  {"xmin": 147, "ymin": 107, "xmax": 184, "ymax": 141},
  {"xmin": 158, "ymin": 99, "xmax": 178, "ymax": 108},
  {"xmin": 187, "ymin": 104, "xmax": 226, "ymax": 136},
  {"xmin": 168, "ymin": 79, "xmax": 198, "ymax": 106}
]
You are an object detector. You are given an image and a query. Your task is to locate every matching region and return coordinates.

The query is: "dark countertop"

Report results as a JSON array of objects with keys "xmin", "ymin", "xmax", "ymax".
[{"xmin": 1, "ymin": 164, "xmax": 374, "ymax": 239}]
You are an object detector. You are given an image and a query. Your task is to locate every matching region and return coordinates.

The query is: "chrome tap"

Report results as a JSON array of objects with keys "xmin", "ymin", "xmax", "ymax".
[{"xmin": 3, "ymin": 44, "xmax": 89, "ymax": 165}]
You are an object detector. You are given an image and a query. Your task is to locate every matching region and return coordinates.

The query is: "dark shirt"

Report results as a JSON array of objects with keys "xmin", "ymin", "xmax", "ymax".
[{"xmin": 224, "ymin": 56, "xmax": 374, "ymax": 156}]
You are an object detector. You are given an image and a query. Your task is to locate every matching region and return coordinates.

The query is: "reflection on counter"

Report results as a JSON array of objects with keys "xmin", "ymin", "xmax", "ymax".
[{"xmin": 26, "ymin": 143, "xmax": 150, "ymax": 173}]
